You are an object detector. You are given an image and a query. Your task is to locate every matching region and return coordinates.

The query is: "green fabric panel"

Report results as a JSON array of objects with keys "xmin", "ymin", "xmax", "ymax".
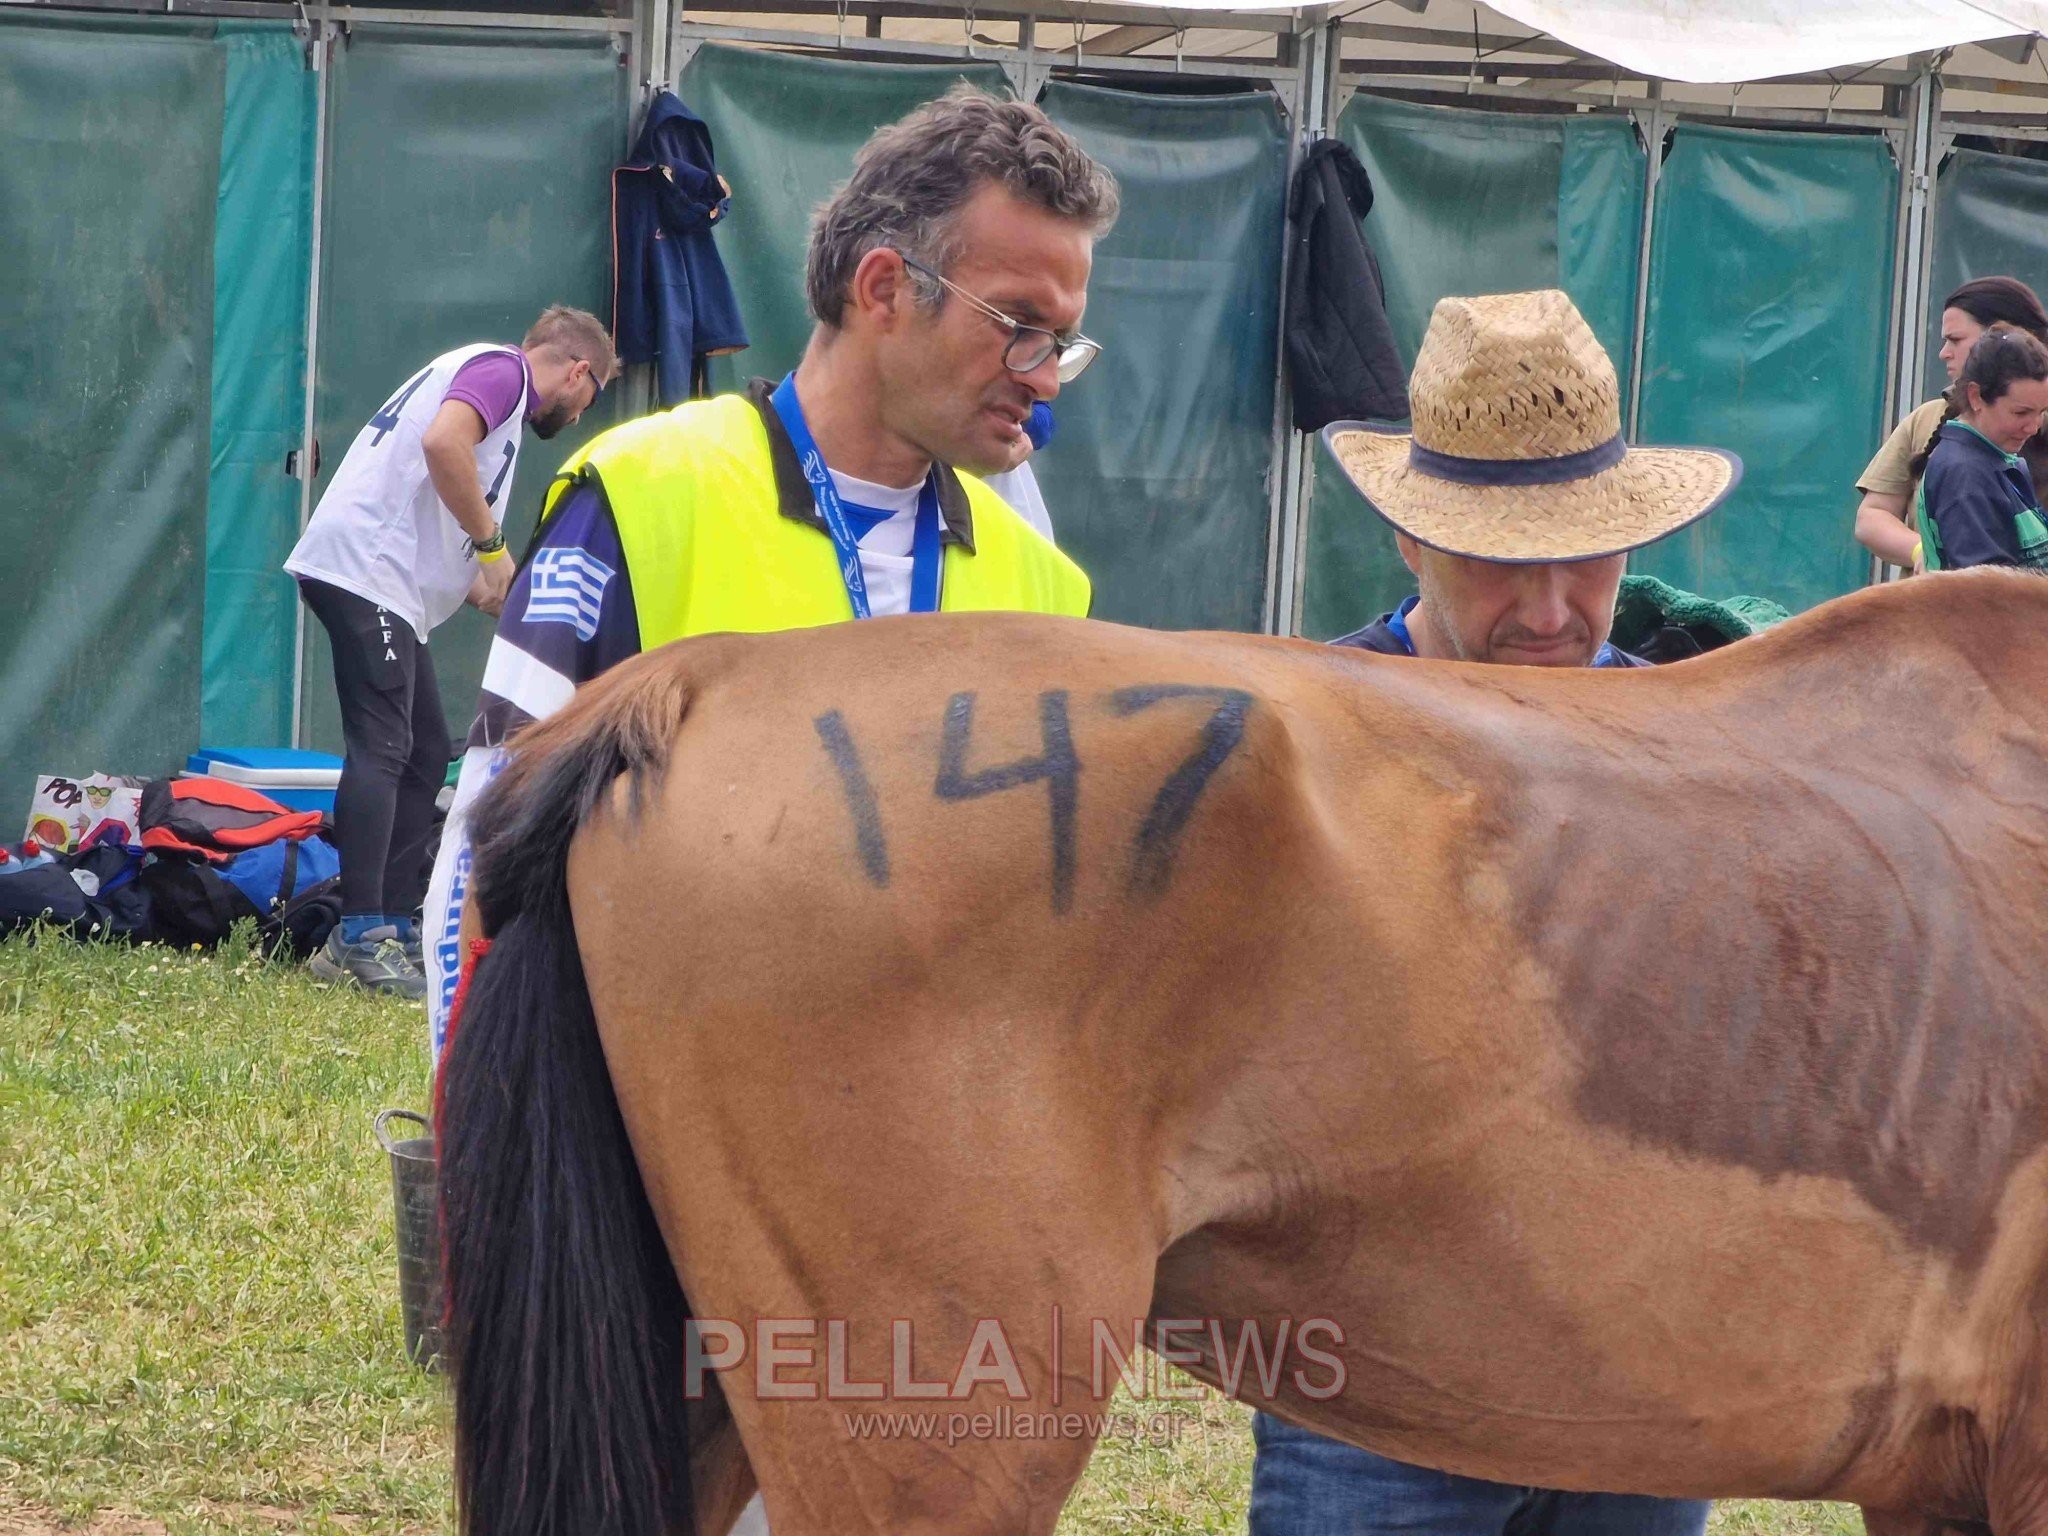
[
  {"xmin": 205, "ymin": 23, "xmax": 313, "ymax": 751},
  {"xmin": 1037, "ymin": 83, "xmax": 1285, "ymax": 631},
  {"xmin": 1306, "ymin": 97, "xmax": 1645, "ymax": 640},
  {"xmin": 0, "ymin": 14, "xmax": 223, "ymax": 815},
  {"xmin": 1337, "ymin": 94, "xmax": 1562, "ymax": 367},
  {"xmin": 1924, "ymin": 148, "xmax": 2048, "ymax": 400},
  {"xmin": 304, "ymin": 26, "xmax": 629, "ymax": 754},
  {"xmin": 1298, "ymin": 434, "xmax": 1409, "ymax": 641},
  {"xmin": 678, "ymin": 45, "xmax": 1013, "ymax": 392},
  {"xmin": 1633, "ymin": 125, "xmax": 1895, "ymax": 614},
  {"xmin": 1337, "ymin": 95, "xmax": 1644, "ymax": 377}
]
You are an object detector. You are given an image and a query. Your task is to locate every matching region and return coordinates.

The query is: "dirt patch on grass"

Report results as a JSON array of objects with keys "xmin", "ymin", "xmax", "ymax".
[
  {"xmin": 0, "ymin": 1501, "xmax": 436, "ymax": 1536},
  {"xmin": 0, "ymin": 1507, "xmax": 167, "ymax": 1535}
]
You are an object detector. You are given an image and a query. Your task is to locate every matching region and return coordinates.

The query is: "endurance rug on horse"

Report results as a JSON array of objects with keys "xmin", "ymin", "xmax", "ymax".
[{"xmin": 438, "ymin": 569, "xmax": 2048, "ymax": 1536}]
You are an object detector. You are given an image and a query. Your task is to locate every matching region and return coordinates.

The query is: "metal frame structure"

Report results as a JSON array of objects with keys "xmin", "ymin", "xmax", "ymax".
[
  {"xmin": 10, "ymin": 0, "xmax": 2048, "ymax": 655},
  {"xmin": 289, "ymin": 21, "xmax": 333, "ymax": 745}
]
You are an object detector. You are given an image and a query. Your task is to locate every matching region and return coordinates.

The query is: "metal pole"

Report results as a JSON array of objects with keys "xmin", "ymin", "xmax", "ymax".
[
  {"xmin": 1286, "ymin": 12, "xmax": 1347, "ymax": 635},
  {"xmin": 615, "ymin": 0, "xmax": 673, "ymax": 422},
  {"xmin": 291, "ymin": 22, "xmax": 331, "ymax": 749},
  {"xmin": 1879, "ymin": 116, "xmax": 1911, "ymax": 437},
  {"xmin": 1264, "ymin": 12, "xmax": 1326, "ymax": 637},
  {"xmin": 1015, "ymin": 14, "xmax": 1041, "ymax": 100},
  {"xmin": 1874, "ymin": 68, "xmax": 1941, "ymax": 583},
  {"xmin": 1624, "ymin": 84, "xmax": 1663, "ymax": 444},
  {"xmin": 1285, "ymin": 12, "xmax": 1345, "ymax": 636},
  {"xmin": 1896, "ymin": 70, "xmax": 1939, "ymax": 421},
  {"xmin": 640, "ymin": 0, "xmax": 671, "ymax": 96}
]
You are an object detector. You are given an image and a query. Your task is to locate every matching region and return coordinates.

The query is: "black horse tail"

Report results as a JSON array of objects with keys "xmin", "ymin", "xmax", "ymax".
[{"xmin": 437, "ymin": 658, "xmax": 698, "ymax": 1536}]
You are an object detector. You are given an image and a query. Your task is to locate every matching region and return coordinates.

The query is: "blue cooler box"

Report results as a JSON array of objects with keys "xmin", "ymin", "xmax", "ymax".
[{"xmin": 185, "ymin": 747, "xmax": 343, "ymax": 817}]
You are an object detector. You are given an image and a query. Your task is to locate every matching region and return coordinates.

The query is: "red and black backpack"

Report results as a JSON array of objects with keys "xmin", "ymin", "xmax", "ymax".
[{"xmin": 139, "ymin": 778, "xmax": 327, "ymax": 861}]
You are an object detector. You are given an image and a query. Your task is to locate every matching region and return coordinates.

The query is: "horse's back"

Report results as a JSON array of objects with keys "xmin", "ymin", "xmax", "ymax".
[{"xmin": 552, "ymin": 575, "xmax": 2048, "ymax": 1517}]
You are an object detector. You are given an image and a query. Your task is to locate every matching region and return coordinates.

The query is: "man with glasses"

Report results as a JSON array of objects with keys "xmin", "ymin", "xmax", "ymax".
[
  {"xmin": 420, "ymin": 88, "xmax": 1118, "ymax": 1054},
  {"xmin": 288, "ymin": 304, "xmax": 616, "ymax": 996}
]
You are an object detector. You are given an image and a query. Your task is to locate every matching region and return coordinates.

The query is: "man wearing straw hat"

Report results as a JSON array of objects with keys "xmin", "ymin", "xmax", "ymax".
[{"xmin": 1250, "ymin": 288, "xmax": 1740, "ymax": 1535}]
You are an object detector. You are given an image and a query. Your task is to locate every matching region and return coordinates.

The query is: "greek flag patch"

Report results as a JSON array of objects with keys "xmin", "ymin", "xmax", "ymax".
[{"xmin": 526, "ymin": 546, "xmax": 615, "ymax": 641}]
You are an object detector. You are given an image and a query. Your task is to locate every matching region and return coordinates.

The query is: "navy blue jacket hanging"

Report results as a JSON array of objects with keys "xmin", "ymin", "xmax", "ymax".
[{"xmin": 613, "ymin": 91, "xmax": 749, "ymax": 405}]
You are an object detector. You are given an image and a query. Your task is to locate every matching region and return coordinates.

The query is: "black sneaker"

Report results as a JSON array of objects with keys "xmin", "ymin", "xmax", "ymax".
[{"xmin": 310, "ymin": 926, "xmax": 428, "ymax": 1001}]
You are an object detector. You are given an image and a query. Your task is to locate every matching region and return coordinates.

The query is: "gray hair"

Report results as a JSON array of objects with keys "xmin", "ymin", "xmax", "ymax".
[{"xmin": 806, "ymin": 85, "xmax": 1120, "ymax": 327}]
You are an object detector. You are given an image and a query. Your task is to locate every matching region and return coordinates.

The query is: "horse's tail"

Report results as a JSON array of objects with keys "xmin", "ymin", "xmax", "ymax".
[{"xmin": 437, "ymin": 657, "xmax": 698, "ymax": 1536}]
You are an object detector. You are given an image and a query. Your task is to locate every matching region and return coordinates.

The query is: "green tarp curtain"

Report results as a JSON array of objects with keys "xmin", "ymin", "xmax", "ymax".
[
  {"xmin": 302, "ymin": 26, "xmax": 630, "ymax": 754},
  {"xmin": 1633, "ymin": 124, "xmax": 1895, "ymax": 614},
  {"xmin": 1924, "ymin": 147, "xmax": 2048, "ymax": 401},
  {"xmin": 0, "ymin": 14, "xmax": 224, "ymax": 816},
  {"xmin": 1299, "ymin": 433, "xmax": 1409, "ymax": 642},
  {"xmin": 1301, "ymin": 94, "xmax": 1645, "ymax": 639},
  {"xmin": 206, "ymin": 24, "xmax": 315, "ymax": 752},
  {"xmin": 679, "ymin": 45, "xmax": 1013, "ymax": 392},
  {"xmin": 1336, "ymin": 94, "xmax": 1644, "ymax": 375},
  {"xmin": 1035, "ymin": 82, "xmax": 1286, "ymax": 632}
]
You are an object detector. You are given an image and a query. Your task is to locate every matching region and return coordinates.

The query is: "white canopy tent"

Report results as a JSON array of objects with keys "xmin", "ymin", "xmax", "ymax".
[
  {"xmin": 1481, "ymin": 0, "xmax": 2048, "ymax": 84},
  {"xmin": 995, "ymin": 0, "xmax": 2048, "ymax": 86}
]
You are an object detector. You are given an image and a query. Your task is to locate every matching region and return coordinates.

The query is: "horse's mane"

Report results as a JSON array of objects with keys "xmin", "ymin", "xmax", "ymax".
[{"xmin": 467, "ymin": 644, "xmax": 700, "ymax": 936}]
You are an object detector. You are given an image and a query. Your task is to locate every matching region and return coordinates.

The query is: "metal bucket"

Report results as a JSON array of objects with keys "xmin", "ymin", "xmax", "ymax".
[{"xmin": 373, "ymin": 1108, "xmax": 444, "ymax": 1372}]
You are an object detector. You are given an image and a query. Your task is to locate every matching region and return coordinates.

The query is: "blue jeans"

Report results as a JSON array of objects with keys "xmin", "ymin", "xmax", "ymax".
[{"xmin": 1249, "ymin": 1413, "xmax": 1711, "ymax": 1536}]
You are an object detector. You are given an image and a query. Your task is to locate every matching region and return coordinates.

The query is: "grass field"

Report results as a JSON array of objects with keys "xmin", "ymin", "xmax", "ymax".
[{"xmin": 1, "ymin": 932, "xmax": 1865, "ymax": 1535}]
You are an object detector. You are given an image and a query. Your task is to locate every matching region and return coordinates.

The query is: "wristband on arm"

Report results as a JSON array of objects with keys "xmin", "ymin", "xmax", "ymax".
[{"xmin": 474, "ymin": 528, "xmax": 508, "ymax": 563}]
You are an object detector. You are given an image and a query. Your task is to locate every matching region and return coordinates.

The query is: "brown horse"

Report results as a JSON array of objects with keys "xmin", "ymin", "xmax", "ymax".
[{"xmin": 438, "ymin": 568, "xmax": 2048, "ymax": 1536}]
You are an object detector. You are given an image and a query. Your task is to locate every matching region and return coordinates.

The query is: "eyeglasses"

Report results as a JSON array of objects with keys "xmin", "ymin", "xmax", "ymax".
[
  {"xmin": 900, "ymin": 256, "xmax": 1102, "ymax": 384},
  {"xmin": 578, "ymin": 359, "xmax": 606, "ymax": 406}
]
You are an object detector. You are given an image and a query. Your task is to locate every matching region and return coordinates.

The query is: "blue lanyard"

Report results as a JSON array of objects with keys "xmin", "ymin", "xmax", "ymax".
[{"xmin": 769, "ymin": 372, "xmax": 943, "ymax": 619}]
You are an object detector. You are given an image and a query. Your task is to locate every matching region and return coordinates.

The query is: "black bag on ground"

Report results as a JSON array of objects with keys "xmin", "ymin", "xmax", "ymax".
[
  {"xmin": 140, "ymin": 837, "xmax": 343, "ymax": 957},
  {"xmin": 69, "ymin": 840, "xmax": 153, "ymax": 940},
  {"xmin": 0, "ymin": 837, "xmax": 157, "ymax": 943},
  {"xmin": 0, "ymin": 862, "xmax": 93, "ymax": 935}
]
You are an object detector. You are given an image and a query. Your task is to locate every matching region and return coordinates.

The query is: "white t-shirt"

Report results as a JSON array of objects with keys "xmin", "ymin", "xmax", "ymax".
[
  {"xmin": 830, "ymin": 467, "xmax": 941, "ymax": 616},
  {"xmin": 981, "ymin": 459, "xmax": 1055, "ymax": 544},
  {"xmin": 286, "ymin": 342, "xmax": 529, "ymax": 640}
]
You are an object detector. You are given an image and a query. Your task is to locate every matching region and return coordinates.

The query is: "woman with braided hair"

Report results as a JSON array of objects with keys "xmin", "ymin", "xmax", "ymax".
[
  {"xmin": 1854, "ymin": 275, "xmax": 2048, "ymax": 569},
  {"xmin": 1911, "ymin": 325, "xmax": 2048, "ymax": 572}
]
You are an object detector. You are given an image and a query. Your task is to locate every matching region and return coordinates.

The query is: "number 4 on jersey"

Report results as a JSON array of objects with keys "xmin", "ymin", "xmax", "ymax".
[{"xmin": 368, "ymin": 367, "xmax": 433, "ymax": 446}]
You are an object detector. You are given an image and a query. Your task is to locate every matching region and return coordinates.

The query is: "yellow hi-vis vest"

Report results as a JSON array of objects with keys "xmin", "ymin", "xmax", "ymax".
[{"xmin": 538, "ymin": 393, "xmax": 1091, "ymax": 649}]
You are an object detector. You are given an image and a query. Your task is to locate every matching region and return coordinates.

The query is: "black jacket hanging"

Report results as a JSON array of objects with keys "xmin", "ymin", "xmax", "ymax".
[{"xmin": 1283, "ymin": 138, "xmax": 1408, "ymax": 433}]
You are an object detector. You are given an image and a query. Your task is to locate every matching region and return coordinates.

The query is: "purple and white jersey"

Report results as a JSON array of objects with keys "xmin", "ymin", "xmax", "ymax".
[
  {"xmin": 285, "ymin": 342, "xmax": 530, "ymax": 639},
  {"xmin": 445, "ymin": 349, "xmax": 537, "ymax": 436}
]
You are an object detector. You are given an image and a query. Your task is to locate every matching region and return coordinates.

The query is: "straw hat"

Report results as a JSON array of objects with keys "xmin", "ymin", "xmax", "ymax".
[{"xmin": 1322, "ymin": 290, "xmax": 1740, "ymax": 563}]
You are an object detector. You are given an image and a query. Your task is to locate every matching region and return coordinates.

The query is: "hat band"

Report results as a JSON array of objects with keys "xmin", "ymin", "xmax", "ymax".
[{"xmin": 1408, "ymin": 432, "xmax": 1626, "ymax": 487}]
